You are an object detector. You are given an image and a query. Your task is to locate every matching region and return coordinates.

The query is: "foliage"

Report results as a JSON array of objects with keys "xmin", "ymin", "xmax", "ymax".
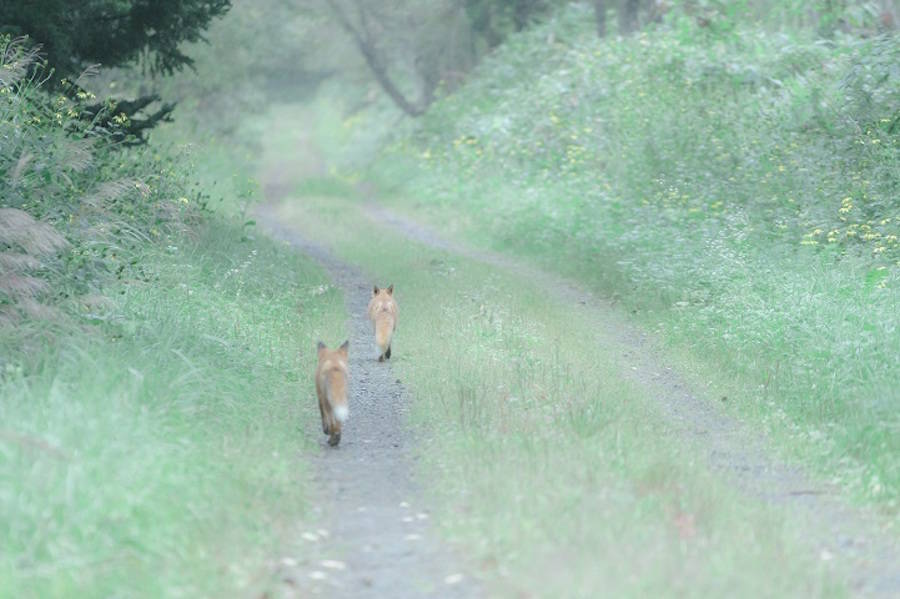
[
  {"xmin": 0, "ymin": 35, "xmax": 198, "ymax": 344},
  {"xmin": 0, "ymin": 219, "xmax": 344, "ymax": 596},
  {"xmin": 273, "ymin": 190, "xmax": 841, "ymax": 597},
  {"xmin": 464, "ymin": 0, "xmax": 557, "ymax": 47},
  {"xmin": 0, "ymin": 0, "xmax": 231, "ymax": 81},
  {"xmin": 355, "ymin": 4, "xmax": 900, "ymax": 505},
  {"xmin": 0, "ymin": 29, "xmax": 346, "ymax": 597},
  {"xmin": 317, "ymin": 0, "xmax": 477, "ymax": 116}
]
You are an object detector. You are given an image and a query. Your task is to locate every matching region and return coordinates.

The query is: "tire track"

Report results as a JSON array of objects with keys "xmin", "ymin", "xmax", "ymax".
[
  {"xmin": 256, "ymin": 204, "xmax": 478, "ymax": 598},
  {"xmin": 361, "ymin": 202, "xmax": 900, "ymax": 597}
]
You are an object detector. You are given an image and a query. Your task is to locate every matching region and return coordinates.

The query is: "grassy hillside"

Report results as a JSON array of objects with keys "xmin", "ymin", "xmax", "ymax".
[
  {"xmin": 0, "ymin": 36, "xmax": 344, "ymax": 595},
  {"xmin": 338, "ymin": 5, "xmax": 900, "ymax": 510},
  {"xmin": 270, "ymin": 189, "xmax": 840, "ymax": 596}
]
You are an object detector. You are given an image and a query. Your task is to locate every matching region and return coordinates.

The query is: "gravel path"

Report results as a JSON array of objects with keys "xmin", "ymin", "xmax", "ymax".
[
  {"xmin": 256, "ymin": 205, "xmax": 478, "ymax": 598},
  {"xmin": 362, "ymin": 203, "xmax": 900, "ymax": 597}
]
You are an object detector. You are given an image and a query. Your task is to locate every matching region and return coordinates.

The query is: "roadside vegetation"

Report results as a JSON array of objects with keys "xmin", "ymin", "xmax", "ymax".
[
  {"xmin": 0, "ymin": 31, "xmax": 344, "ymax": 595},
  {"xmin": 269, "ymin": 186, "xmax": 840, "ymax": 596},
  {"xmin": 325, "ymin": 2, "xmax": 900, "ymax": 512},
  {"xmin": 4, "ymin": 0, "xmax": 899, "ymax": 595}
]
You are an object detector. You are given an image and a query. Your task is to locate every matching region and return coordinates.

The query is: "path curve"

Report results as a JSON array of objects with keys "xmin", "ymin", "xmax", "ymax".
[
  {"xmin": 362, "ymin": 202, "xmax": 900, "ymax": 597},
  {"xmin": 257, "ymin": 204, "xmax": 478, "ymax": 598}
]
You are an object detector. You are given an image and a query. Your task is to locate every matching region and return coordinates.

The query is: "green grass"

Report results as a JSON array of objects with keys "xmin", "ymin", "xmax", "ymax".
[
  {"xmin": 0, "ymin": 219, "xmax": 344, "ymax": 596},
  {"xmin": 323, "ymin": 6, "xmax": 900, "ymax": 512},
  {"xmin": 1, "ymin": 35, "xmax": 346, "ymax": 596},
  {"xmin": 271, "ymin": 191, "xmax": 843, "ymax": 597}
]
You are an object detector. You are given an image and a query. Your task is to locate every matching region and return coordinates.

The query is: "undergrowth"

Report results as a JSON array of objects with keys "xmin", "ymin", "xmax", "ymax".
[
  {"xmin": 340, "ymin": 5, "xmax": 900, "ymax": 509},
  {"xmin": 0, "ymin": 35, "xmax": 345, "ymax": 595}
]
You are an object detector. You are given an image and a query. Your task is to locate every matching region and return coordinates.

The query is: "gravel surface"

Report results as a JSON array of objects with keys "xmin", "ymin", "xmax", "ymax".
[
  {"xmin": 362, "ymin": 202, "xmax": 900, "ymax": 597},
  {"xmin": 257, "ymin": 205, "xmax": 479, "ymax": 599}
]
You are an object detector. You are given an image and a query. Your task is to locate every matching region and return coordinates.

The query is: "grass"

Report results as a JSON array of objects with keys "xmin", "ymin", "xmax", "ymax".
[
  {"xmin": 0, "ymin": 219, "xmax": 345, "ymax": 596},
  {"xmin": 323, "ymin": 5, "xmax": 900, "ymax": 512},
  {"xmin": 0, "ymin": 34, "xmax": 346, "ymax": 596},
  {"xmin": 270, "ymin": 188, "xmax": 844, "ymax": 597},
  {"xmin": 0, "ymin": 218, "xmax": 345, "ymax": 596}
]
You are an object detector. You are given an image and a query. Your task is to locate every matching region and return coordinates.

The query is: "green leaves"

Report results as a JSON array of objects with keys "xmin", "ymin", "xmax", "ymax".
[{"xmin": 0, "ymin": 0, "xmax": 232, "ymax": 81}]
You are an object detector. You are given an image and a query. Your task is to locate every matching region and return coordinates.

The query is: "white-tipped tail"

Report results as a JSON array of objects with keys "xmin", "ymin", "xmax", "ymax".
[{"xmin": 334, "ymin": 405, "xmax": 349, "ymax": 423}]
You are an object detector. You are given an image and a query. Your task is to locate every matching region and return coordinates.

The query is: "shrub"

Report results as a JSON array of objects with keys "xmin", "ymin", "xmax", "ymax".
[{"xmin": 0, "ymin": 37, "xmax": 197, "ymax": 343}]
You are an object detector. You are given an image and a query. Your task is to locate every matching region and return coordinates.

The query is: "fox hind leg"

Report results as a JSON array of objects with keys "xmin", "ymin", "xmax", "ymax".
[
  {"xmin": 318, "ymin": 394, "xmax": 330, "ymax": 435},
  {"xmin": 385, "ymin": 345, "xmax": 391, "ymax": 360},
  {"xmin": 328, "ymin": 419, "xmax": 342, "ymax": 447}
]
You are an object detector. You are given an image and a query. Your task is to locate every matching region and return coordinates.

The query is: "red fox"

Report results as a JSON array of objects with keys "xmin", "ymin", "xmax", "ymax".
[
  {"xmin": 315, "ymin": 340, "xmax": 349, "ymax": 447},
  {"xmin": 367, "ymin": 284, "xmax": 397, "ymax": 362}
]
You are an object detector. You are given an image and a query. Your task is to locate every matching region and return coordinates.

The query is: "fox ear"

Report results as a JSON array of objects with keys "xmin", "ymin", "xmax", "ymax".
[
  {"xmin": 317, "ymin": 341, "xmax": 326, "ymax": 357},
  {"xmin": 387, "ymin": 284, "xmax": 393, "ymax": 295},
  {"xmin": 373, "ymin": 285, "xmax": 379, "ymax": 295},
  {"xmin": 339, "ymin": 340, "xmax": 349, "ymax": 356}
]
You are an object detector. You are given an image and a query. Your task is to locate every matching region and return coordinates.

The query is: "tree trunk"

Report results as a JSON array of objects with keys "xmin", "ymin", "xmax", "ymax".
[
  {"xmin": 326, "ymin": 0, "xmax": 425, "ymax": 117},
  {"xmin": 594, "ymin": 0, "xmax": 607, "ymax": 37},
  {"xmin": 620, "ymin": 0, "xmax": 640, "ymax": 34},
  {"xmin": 513, "ymin": 0, "xmax": 535, "ymax": 32}
]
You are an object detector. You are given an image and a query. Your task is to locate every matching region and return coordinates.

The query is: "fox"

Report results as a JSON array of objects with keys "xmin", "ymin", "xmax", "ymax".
[
  {"xmin": 367, "ymin": 284, "xmax": 397, "ymax": 362},
  {"xmin": 315, "ymin": 340, "xmax": 349, "ymax": 447}
]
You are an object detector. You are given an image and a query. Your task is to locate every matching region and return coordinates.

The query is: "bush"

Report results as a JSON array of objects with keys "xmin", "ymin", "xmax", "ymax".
[
  {"xmin": 0, "ymin": 37, "xmax": 197, "ymax": 349},
  {"xmin": 363, "ymin": 5, "xmax": 900, "ymax": 505}
]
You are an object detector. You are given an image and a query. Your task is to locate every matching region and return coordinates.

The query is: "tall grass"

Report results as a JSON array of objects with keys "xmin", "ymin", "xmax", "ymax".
[
  {"xmin": 0, "ymin": 223, "xmax": 344, "ymax": 595},
  {"xmin": 337, "ymin": 5, "xmax": 900, "ymax": 509},
  {"xmin": 1, "ymin": 35, "xmax": 346, "ymax": 595},
  {"xmin": 271, "ymin": 191, "xmax": 842, "ymax": 597}
]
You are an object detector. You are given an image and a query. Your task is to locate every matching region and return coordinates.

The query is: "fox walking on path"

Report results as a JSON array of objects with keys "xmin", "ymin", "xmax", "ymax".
[
  {"xmin": 368, "ymin": 284, "xmax": 398, "ymax": 362},
  {"xmin": 315, "ymin": 340, "xmax": 350, "ymax": 447}
]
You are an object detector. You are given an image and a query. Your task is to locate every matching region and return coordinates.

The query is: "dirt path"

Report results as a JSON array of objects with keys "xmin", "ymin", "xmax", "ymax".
[
  {"xmin": 256, "ymin": 205, "xmax": 478, "ymax": 598},
  {"xmin": 362, "ymin": 203, "xmax": 900, "ymax": 596}
]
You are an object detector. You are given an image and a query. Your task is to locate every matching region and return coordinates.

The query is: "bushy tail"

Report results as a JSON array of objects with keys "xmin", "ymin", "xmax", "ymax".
[
  {"xmin": 375, "ymin": 315, "xmax": 394, "ymax": 355},
  {"xmin": 326, "ymin": 373, "xmax": 349, "ymax": 423},
  {"xmin": 333, "ymin": 403, "xmax": 349, "ymax": 423}
]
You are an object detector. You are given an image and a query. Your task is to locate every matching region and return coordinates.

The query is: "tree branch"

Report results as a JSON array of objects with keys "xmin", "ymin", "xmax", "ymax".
[{"xmin": 324, "ymin": 0, "xmax": 425, "ymax": 117}]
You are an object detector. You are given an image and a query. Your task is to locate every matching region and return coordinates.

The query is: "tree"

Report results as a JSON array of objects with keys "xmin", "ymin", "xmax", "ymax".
[
  {"xmin": 0, "ymin": 0, "xmax": 231, "ymax": 81},
  {"xmin": 619, "ymin": 0, "xmax": 640, "ymax": 34},
  {"xmin": 594, "ymin": 0, "xmax": 607, "ymax": 37},
  {"xmin": 322, "ymin": 0, "xmax": 474, "ymax": 117},
  {"xmin": 464, "ymin": 0, "xmax": 553, "ymax": 49},
  {"xmin": 1, "ymin": 1, "xmax": 231, "ymax": 144}
]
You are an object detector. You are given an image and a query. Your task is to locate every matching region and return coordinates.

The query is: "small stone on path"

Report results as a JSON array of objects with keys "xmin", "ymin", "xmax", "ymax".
[{"xmin": 320, "ymin": 559, "xmax": 347, "ymax": 570}]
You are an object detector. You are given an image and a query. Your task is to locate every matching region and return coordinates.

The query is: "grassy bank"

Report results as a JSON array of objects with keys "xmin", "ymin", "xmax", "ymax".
[
  {"xmin": 330, "ymin": 6, "xmax": 900, "ymax": 510},
  {"xmin": 1, "ymin": 224, "xmax": 344, "ymax": 596},
  {"xmin": 270, "ymin": 187, "xmax": 841, "ymax": 597},
  {"xmin": 0, "ymin": 38, "xmax": 345, "ymax": 595}
]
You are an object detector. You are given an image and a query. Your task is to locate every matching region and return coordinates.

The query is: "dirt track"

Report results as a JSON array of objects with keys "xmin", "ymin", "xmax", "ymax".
[
  {"xmin": 361, "ymin": 202, "xmax": 900, "ymax": 597},
  {"xmin": 256, "ymin": 205, "xmax": 478, "ymax": 598}
]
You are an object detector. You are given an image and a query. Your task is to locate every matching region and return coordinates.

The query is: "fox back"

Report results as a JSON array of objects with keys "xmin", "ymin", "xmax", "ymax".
[
  {"xmin": 315, "ymin": 340, "xmax": 349, "ymax": 446},
  {"xmin": 367, "ymin": 284, "xmax": 397, "ymax": 361}
]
